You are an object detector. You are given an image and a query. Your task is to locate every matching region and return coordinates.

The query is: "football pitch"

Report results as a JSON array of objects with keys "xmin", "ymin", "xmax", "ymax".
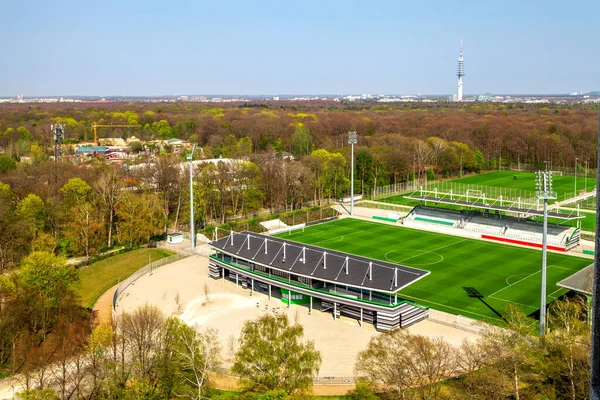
[
  {"xmin": 448, "ymin": 170, "xmax": 596, "ymax": 197},
  {"xmin": 382, "ymin": 170, "xmax": 596, "ymax": 205},
  {"xmin": 277, "ymin": 218, "xmax": 591, "ymax": 324}
]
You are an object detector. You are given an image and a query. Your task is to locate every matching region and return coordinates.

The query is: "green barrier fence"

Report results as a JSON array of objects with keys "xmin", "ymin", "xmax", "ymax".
[
  {"xmin": 414, "ymin": 217, "xmax": 455, "ymax": 226},
  {"xmin": 373, "ymin": 216, "xmax": 399, "ymax": 223}
]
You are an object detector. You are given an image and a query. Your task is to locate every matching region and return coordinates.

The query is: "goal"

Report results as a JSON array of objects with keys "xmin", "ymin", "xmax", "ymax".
[{"xmin": 550, "ymin": 170, "xmax": 563, "ymax": 176}]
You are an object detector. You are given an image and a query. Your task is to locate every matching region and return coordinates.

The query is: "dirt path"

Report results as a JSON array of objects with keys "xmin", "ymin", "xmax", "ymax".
[{"xmin": 92, "ymin": 283, "xmax": 119, "ymax": 325}]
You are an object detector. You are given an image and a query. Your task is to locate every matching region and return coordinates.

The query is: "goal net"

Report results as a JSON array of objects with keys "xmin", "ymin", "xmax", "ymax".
[{"xmin": 550, "ymin": 170, "xmax": 563, "ymax": 176}]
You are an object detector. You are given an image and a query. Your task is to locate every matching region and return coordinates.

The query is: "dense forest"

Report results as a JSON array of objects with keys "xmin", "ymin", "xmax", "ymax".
[
  {"xmin": 0, "ymin": 101, "xmax": 598, "ymax": 171},
  {"xmin": 0, "ymin": 101, "xmax": 598, "ymax": 398}
]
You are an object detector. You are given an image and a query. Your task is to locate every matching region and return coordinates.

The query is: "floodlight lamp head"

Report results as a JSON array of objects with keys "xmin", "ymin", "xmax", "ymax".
[{"xmin": 348, "ymin": 131, "xmax": 358, "ymax": 144}]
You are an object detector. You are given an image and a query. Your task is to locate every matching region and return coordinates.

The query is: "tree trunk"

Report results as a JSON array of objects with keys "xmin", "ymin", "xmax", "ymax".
[
  {"xmin": 107, "ymin": 208, "xmax": 114, "ymax": 248},
  {"xmin": 514, "ymin": 366, "xmax": 519, "ymax": 400}
]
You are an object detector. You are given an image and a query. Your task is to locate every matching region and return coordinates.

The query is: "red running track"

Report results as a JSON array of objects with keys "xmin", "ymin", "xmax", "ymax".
[{"xmin": 481, "ymin": 234, "xmax": 566, "ymax": 252}]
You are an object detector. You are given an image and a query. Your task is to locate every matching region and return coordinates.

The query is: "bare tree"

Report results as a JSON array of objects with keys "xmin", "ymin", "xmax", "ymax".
[
  {"xmin": 120, "ymin": 304, "xmax": 165, "ymax": 377},
  {"xmin": 95, "ymin": 166, "xmax": 124, "ymax": 248},
  {"xmin": 355, "ymin": 329, "xmax": 456, "ymax": 399}
]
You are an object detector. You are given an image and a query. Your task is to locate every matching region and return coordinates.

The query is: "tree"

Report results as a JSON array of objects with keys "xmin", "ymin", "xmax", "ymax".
[
  {"xmin": 544, "ymin": 297, "xmax": 590, "ymax": 400},
  {"xmin": 291, "ymin": 124, "xmax": 313, "ymax": 157},
  {"xmin": 16, "ymin": 388, "xmax": 60, "ymax": 400},
  {"xmin": 0, "ymin": 155, "xmax": 17, "ymax": 173},
  {"xmin": 15, "ymin": 194, "xmax": 46, "ymax": 241},
  {"xmin": 478, "ymin": 305, "xmax": 537, "ymax": 400},
  {"xmin": 164, "ymin": 317, "xmax": 221, "ymax": 399},
  {"xmin": 64, "ymin": 202, "xmax": 102, "ymax": 259},
  {"xmin": 355, "ymin": 329, "xmax": 455, "ymax": 399},
  {"xmin": 120, "ymin": 304, "xmax": 165, "ymax": 378},
  {"xmin": 117, "ymin": 192, "xmax": 165, "ymax": 247},
  {"xmin": 129, "ymin": 140, "xmax": 143, "ymax": 153},
  {"xmin": 19, "ymin": 252, "xmax": 79, "ymax": 338},
  {"xmin": 59, "ymin": 177, "xmax": 92, "ymax": 208},
  {"xmin": 232, "ymin": 314, "xmax": 321, "ymax": 394},
  {"xmin": 95, "ymin": 167, "xmax": 123, "ymax": 248}
]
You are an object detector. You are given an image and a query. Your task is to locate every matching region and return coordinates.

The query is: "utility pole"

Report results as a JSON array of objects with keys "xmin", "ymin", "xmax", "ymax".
[
  {"xmin": 187, "ymin": 144, "xmax": 197, "ymax": 252},
  {"xmin": 535, "ymin": 171, "xmax": 556, "ymax": 336},
  {"xmin": 348, "ymin": 131, "xmax": 357, "ymax": 216}
]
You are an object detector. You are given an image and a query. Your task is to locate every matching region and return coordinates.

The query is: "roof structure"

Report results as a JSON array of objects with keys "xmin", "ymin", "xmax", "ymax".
[
  {"xmin": 556, "ymin": 264, "xmax": 594, "ymax": 296},
  {"xmin": 75, "ymin": 146, "xmax": 108, "ymax": 154},
  {"xmin": 210, "ymin": 231, "xmax": 429, "ymax": 294},
  {"xmin": 404, "ymin": 195, "xmax": 584, "ymax": 221}
]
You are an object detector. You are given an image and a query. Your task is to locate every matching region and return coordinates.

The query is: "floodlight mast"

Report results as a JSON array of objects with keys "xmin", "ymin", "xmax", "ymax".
[
  {"xmin": 590, "ymin": 110, "xmax": 600, "ymax": 399},
  {"xmin": 348, "ymin": 131, "xmax": 358, "ymax": 216},
  {"xmin": 188, "ymin": 144, "xmax": 197, "ymax": 252},
  {"xmin": 535, "ymin": 170, "xmax": 556, "ymax": 336}
]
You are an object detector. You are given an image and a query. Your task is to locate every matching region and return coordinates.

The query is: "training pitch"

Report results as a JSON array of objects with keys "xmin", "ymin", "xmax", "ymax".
[{"xmin": 277, "ymin": 218, "xmax": 590, "ymax": 324}]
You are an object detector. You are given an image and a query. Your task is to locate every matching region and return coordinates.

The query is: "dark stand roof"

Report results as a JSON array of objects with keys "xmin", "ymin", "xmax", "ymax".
[
  {"xmin": 557, "ymin": 264, "xmax": 594, "ymax": 296},
  {"xmin": 210, "ymin": 231, "xmax": 429, "ymax": 294},
  {"xmin": 404, "ymin": 195, "xmax": 584, "ymax": 221}
]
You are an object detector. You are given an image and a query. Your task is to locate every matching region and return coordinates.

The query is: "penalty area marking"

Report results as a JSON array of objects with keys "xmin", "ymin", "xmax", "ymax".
[
  {"xmin": 487, "ymin": 295, "xmax": 538, "ymax": 310},
  {"xmin": 489, "ymin": 265, "xmax": 560, "ymax": 298},
  {"xmin": 505, "ymin": 274, "xmax": 529, "ymax": 286}
]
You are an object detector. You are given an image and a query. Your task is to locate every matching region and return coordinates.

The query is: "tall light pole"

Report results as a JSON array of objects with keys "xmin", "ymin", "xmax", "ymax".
[
  {"xmin": 348, "ymin": 131, "xmax": 357, "ymax": 216},
  {"xmin": 459, "ymin": 152, "xmax": 463, "ymax": 178},
  {"xmin": 536, "ymin": 170, "xmax": 556, "ymax": 336},
  {"xmin": 575, "ymin": 157, "xmax": 579, "ymax": 197},
  {"xmin": 187, "ymin": 144, "xmax": 197, "ymax": 252},
  {"xmin": 589, "ymin": 109, "xmax": 600, "ymax": 400},
  {"xmin": 585, "ymin": 159, "xmax": 589, "ymax": 192}
]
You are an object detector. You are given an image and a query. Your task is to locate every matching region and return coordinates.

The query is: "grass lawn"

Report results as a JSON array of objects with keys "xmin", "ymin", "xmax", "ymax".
[
  {"xmin": 446, "ymin": 170, "xmax": 596, "ymax": 198},
  {"xmin": 570, "ymin": 210, "xmax": 596, "ymax": 232},
  {"xmin": 381, "ymin": 171, "xmax": 596, "ymax": 206},
  {"xmin": 278, "ymin": 219, "xmax": 590, "ymax": 324},
  {"xmin": 78, "ymin": 248, "xmax": 173, "ymax": 308}
]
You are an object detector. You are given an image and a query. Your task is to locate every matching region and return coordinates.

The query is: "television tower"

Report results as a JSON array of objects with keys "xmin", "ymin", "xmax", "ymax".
[{"xmin": 457, "ymin": 40, "xmax": 465, "ymax": 101}]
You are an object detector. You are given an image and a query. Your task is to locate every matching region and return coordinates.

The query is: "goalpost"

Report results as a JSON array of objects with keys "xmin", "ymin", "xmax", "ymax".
[{"xmin": 550, "ymin": 170, "xmax": 563, "ymax": 176}]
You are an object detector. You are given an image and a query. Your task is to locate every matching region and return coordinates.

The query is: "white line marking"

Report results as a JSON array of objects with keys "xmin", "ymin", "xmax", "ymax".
[
  {"xmin": 395, "ymin": 239, "xmax": 468, "ymax": 264},
  {"xmin": 488, "ymin": 295, "xmax": 538, "ymax": 310},
  {"xmin": 505, "ymin": 274, "xmax": 529, "ymax": 286},
  {"xmin": 398, "ymin": 293, "xmax": 504, "ymax": 322},
  {"xmin": 488, "ymin": 270, "xmax": 541, "ymax": 297}
]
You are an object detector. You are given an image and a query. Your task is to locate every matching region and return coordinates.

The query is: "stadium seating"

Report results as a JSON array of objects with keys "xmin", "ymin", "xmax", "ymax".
[{"xmin": 403, "ymin": 206, "xmax": 578, "ymax": 250}]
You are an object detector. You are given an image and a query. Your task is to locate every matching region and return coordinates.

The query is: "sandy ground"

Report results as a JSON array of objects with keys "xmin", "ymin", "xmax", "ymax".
[
  {"xmin": 116, "ymin": 256, "xmax": 480, "ymax": 378},
  {"xmin": 92, "ymin": 283, "xmax": 119, "ymax": 325}
]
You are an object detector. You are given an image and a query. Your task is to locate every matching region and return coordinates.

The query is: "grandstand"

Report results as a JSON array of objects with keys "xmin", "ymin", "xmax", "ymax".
[
  {"xmin": 403, "ymin": 205, "xmax": 580, "ymax": 252},
  {"xmin": 209, "ymin": 231, "xmax": 430, "ymax": 331}
]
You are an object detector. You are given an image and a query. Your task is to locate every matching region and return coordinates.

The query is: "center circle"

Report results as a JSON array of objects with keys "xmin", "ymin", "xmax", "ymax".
[{"xmin": 384, "ymin": 249, "xmax": 444, "ymax": 266}]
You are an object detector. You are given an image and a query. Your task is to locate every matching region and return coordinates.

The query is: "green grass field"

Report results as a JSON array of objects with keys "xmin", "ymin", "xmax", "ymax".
[
  {"xmin": 448, "ymin": 170, "xmax": 596, "ymax": 196},
  {"xmin": 278, "ymin": 219, "xmax": 591, "ymax": 324},
  {"xmin": 78, "ymin": 248, "xmax": 173, "ymax": 308},
  {"xmin": 381, "ymin": 171, "xmax": 596, "ymax": 206}
]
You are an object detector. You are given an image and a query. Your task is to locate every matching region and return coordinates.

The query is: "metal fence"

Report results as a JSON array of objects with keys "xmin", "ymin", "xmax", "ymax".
[
  {"xmin": 112, "ymin": 253, "xmax": 188, "ymax": 316},
  {"xmin": 428, "ymin": 309, "xmax": 485, "ymax": 335}
]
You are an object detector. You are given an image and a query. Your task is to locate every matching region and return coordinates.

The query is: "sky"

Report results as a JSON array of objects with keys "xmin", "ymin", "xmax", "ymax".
[{"xmin": 1, "ymin": 0, "xmax": 599, "ymax": 96}]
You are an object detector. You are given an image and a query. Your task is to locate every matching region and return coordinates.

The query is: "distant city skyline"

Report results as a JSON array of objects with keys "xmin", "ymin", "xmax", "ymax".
[{"xmin": 1, "ymin": 0, "xmax": 599, "ymax": 97}]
